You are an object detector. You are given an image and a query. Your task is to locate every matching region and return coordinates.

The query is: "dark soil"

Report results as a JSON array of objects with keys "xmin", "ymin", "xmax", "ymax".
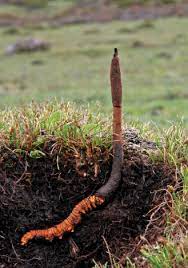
[{"xmin": 0, "ymin": 130, "xmax": 177, "ymax": 267}]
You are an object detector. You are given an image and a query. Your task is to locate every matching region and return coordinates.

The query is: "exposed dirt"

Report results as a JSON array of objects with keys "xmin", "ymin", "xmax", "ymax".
[
  {"xmin": 0, "ymin": 1, "xmax": 188, "ymax": 27},
  {"xmin": 0, "ymin": 129, "xmax": 178, "ymax": 267}
]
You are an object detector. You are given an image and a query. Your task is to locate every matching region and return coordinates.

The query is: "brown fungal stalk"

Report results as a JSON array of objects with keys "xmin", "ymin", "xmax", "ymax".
[
  {"xmin": 20, "ymin": 48, "xmax": 123, "ymax": 246},
  {"xmin": 96, "ymin": 48, "xmax": 123, "ymax": 198}
]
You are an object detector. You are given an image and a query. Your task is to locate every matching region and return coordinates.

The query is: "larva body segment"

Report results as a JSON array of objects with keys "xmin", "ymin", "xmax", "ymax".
[{"xmin": 21, "ymin": 195, "xmax": 104, "ymax": 246}]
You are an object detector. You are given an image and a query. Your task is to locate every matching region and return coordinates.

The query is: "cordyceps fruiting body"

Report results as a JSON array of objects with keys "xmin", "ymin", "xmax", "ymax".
[
  {"xmin": 96, "ymin": 48, "xmax": 123, "ymax": 198},
  {"xmin": 20, "ymin": 48, "xmax": 123, "ymax": 245},
  {"xmin": 21, "ymin": 195, "xmax": 104, "ymax": 245}
]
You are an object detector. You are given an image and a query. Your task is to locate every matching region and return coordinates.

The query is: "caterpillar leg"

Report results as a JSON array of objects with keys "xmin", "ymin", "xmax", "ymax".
[{"xmin": 20, "ymin": 195, "xmax": 104, "ymax": 246}]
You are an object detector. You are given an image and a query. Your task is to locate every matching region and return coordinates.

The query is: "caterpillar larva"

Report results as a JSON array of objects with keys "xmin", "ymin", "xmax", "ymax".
[{"xmin": 21, "ymin": 195, "xmax": 104, "ymax": 245}]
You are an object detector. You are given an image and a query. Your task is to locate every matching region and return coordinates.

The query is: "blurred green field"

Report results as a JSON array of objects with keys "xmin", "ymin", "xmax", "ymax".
[
  {"xmin": 0, "ymin": 0, "xmax": 74, "ymax": 15},
  {"xmin": 116, "ymin": 0, "xmax": 186, "ymax": 6},
  {"xmin": 0, "ymin": 16, "xmax": 187, "ymax": 127}
]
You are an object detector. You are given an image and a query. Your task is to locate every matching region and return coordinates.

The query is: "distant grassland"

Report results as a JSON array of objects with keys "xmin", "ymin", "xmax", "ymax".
[
  {"xmin": 0, "ymin": 0, "xmax": 74, "ymax": 16},
  {"xmin": 0, "ymin": 16, "xmax": 187, "ymax": 127},
  {"xmin": 115, "ymin": 0, "xmax": 186, "ymax": 6}
]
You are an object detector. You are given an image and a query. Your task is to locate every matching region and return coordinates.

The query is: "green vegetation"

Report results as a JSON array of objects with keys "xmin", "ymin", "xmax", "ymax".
[
  {"xmin": 24, "ymin": 0, "xmax": 48, "ymax": 8},
  {"xmin": 0, "ymin": 101, "xmax": 111, "ymax": 151},
  {"xmin": 0, "ymin": 16, "xmax": 187, "ymax": 127},
  {"xmin": 0, "ymin": 0, "xmax": 74, "ymax": 16},
  {"xmin": 115, "ymin": 0, "xmax": 186, "ymax": 7},
  {"xmin": 142, "ymin": 235, "xmax": 188, "ymax": 268}
]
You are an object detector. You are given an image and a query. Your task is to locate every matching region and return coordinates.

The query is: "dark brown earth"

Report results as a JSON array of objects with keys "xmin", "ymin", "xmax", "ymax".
[
  {"xmin": 0, "ymin": 130, "xmax": 178, "ymax": 267},
  {"xmin": 0, "ymin": 1, "xmax": 188, "ymax": 27}
]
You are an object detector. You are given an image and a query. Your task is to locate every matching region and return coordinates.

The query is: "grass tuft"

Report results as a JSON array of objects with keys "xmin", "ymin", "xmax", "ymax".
[{"xmin": 0, "ymin": 101, "xmax": 112, "ymax": 152}]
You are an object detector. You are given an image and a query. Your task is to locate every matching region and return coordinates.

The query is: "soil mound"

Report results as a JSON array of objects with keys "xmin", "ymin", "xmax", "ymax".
[{"xmin": 0, "ymin": 129, "xmax": 176, "ymax": 267}]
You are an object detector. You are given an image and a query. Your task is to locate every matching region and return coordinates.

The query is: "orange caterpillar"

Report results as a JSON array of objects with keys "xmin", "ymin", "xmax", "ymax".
[{"xmin": 21, "ymin": 195, "xmax": 104, "ymax": 246}]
